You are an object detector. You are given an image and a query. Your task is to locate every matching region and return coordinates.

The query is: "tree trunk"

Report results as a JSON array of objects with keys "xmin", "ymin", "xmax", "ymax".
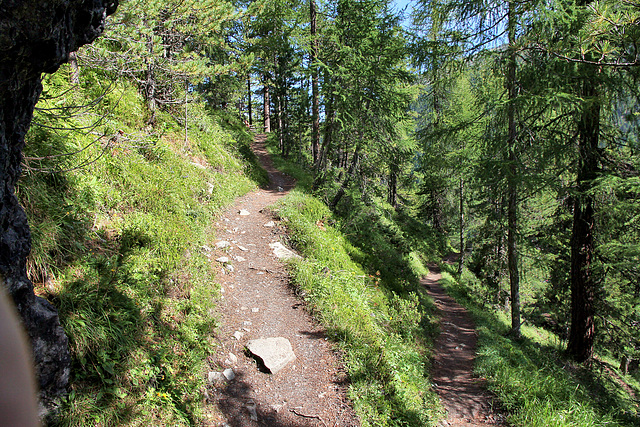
[
  {"xmin": 247, "ymin": 74, "xmax": 252, "ymax": 126},
  {"xmin": 388, "ymin": 162, "xmax": 398, "ymax": 208},
  {"xmin": 276, "ymin": 90, "xmax": 284, "ymax": 156},
  {"xmin": 330, "ymin": 146, "xmax": 359, "ymax": 209},
  {"xmin": 567, "ymin": 80, "xmax": 600, "ymax": 363},
  {"xmin": 69, "ymin": 51, "xmax": 80, "ymax": 85},
  {"xmin": 507, "ymin": 0, "xmax": 521, "ymax": 338},
  {"xmin": 458, "ymin": 177, "xmax": 465, "ymax": 277},
  {"xmin": 315, "ymin": 73, "xmax": 334, "ymax": 175},
  {"xmin": 263, "ymin": 78, "xmax": 271, "ymax": 133},
  {"xmin": 310, "ymin": 0, "xmax": 320, "ymax": 164},
  {"xmin": 145, "ymin": 35, "xmax": 156, "ymax": 126}
]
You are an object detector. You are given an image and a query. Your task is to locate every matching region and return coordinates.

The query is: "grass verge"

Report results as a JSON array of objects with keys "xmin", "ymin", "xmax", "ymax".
[{"xmin": 274, "ymin": 188, "xmax": 443, "ymax": 426}]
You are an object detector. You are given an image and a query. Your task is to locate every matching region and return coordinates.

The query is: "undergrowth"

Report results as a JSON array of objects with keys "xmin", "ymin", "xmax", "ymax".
[
  {"xmin": 20, "ymin": 66, "xmax": 262, "ymax": 426},
  {"xmin": 439, "ymin": 265, "xmax": 640, "ymax": 427}
]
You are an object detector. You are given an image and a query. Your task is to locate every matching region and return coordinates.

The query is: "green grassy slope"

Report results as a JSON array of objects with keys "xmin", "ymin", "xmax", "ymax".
[{"xmin": 21, "ymin": 68, "xmax": 266, "ymax": 426}]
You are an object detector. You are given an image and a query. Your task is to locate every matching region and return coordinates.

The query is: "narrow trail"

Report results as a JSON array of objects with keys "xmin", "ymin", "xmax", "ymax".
[
  {"xmin": 424, "ymin": 260, "xmax": 506, "ymax": 427},
  {"xmin": 208, "ymin": 134, "xmax": 359, "ymax": 427}
]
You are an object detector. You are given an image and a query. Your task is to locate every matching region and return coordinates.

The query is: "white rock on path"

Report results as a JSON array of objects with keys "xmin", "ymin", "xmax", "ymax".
[
  {"xmin": 215, "ymin": 240, "xmax": 231, "ymax": 249},
  {"xmin": 216, "ymin": 256, "xmax": 230, "ymax": 263},
  {"xmin": 208, "ymin": 371, "xmax": 225, "ymax": 384},
  {"xmin": 269, "ymin": 242, "xmax": 303, "ymax": 260},
  {"xmin": 239, "ymin": 209, "xmax": 250, "ymax": 216},
  {"xmin": 263, "ymin": 221, "xmax": 276, "ymax": 227},
  {"xmin": 223, "ymin": 368, "xmax": 235, "ymax": 381},
  {"xmin": 246, "ymin": 337, "xmax": 296, "ymax": 375}
]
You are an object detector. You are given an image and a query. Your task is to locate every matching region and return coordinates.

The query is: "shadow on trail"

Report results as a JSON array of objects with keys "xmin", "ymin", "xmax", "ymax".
[
  {"xmin": 438, "ymin": 265, "xmax": 640, "ymax": 427},
  {"xmin": 215, "ymin": 364, "xmax": 345, "ymax": 426}
]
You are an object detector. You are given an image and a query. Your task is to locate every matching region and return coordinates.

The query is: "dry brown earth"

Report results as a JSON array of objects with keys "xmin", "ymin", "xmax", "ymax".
[{"xmin": 425, "ymin": 261, "xmax": 507, "ymax": 427}]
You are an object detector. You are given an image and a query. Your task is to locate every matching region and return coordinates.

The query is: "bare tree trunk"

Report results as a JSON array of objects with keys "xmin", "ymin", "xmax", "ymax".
[
  {"xmin": 276, "ymin": 90, "xmax": 284, "ymax": 155},
  {"xmin": 388, "ymin": 163, "xmax": 398, "ymax": 208},
  {"xmin": 184, "ymin": 78, "xmax": 188, "ymax": 148},
  {"xmin": 263, "ymin": 78, "xmax": 271, "ymax": 133},
  {"xmin": 247, "ymin": 74, "xmax": 252, "ymax": 126},
  {"xmin": 567, "ymin": 80, "xmax": 600, "ymax": 363},
  {"xmin": 145, "ymin": 35, "xmax": 156, "ymax": 126},
  {"xmin": 310, "ymin": 0, "xmax": 320, "ymax": 164},
  {"xmin": 315, "ymin": 73, "xmax": 334, "ymax": 176},
  {"xmin": 69, "ymin": 51, "xmax": 80, "ymax": 85},
  {"xmin": 507, "ymin": 0, "xmax": 521, "ymax": 338},
  {"xmin": 458, "ymin": 177, "xmax": 465, "ymax": 277}
]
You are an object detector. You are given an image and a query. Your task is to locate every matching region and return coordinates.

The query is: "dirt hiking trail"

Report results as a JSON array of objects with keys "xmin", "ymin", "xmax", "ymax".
[
  {"xmin": 424, "ymin": 259, "xmax": 507, "ymax": 427},
  {"xmin": 208, "ymin": 134, "xmax": 359, "ymax": 426}
]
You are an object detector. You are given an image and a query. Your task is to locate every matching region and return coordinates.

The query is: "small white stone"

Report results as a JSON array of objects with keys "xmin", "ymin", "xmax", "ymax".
[
  {"xmin": 216, "ymin": 256, "xmax": 229, "ymax": 263},
  {"xmin": 223, "ymin": 368, "xmax": 235, "ymax": 381},
  {"xmin": 237, "ymin": 245, "xmax": 249, "ymax": 252},
  {"xmin": 263, "ymin": 221, "xmax": 276, "ymax": 227},
  {"xmin": 215, "ymin": 240, "xmax": 231, "ymax": 249},
  {"xmin": 251, "ymin": 307, "xmax": 259, "ymax": 313},
  {"xmin": 239, "ymin": 209, "xmax": 250, "ymax": 216},
  {"xmin": 235, "ymin": 256, "xmax": 246, "ymax": 262},
  {"xmin": 226, "ymin": 265, "xmax": 234, "ymax": 272},
  {"xmin": 228, "ymin": 352, "xmax": 238, "ymax": 364},
  {"xmin": 233, "ymin": 331, "xmax": 244, "ymax": 340},
  {"xmin": 208, "ymin": 371, "xmax": 225, "ymax": 384},
  {"xmin": 247, "ymin": 402, "xmax": 258, "ymax": 421},
  {"xmin": 202, "ymin": 244, "xmax": 212, "ymax": 252}
]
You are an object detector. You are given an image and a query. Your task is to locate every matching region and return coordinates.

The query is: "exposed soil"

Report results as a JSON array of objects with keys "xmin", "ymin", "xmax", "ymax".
[
  {"xmin": 424, "ymin": 260, "xmax": 507, "ymax": 427},
  {"xmin": 207, "ymin": 135, "xmax": 359, "ymax": 427}
]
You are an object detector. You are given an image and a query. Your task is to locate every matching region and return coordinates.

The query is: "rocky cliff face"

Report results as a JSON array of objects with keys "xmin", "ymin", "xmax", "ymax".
[{"xmin": 0, "ymin": 0, "xmax": 117, "ymax": 406}]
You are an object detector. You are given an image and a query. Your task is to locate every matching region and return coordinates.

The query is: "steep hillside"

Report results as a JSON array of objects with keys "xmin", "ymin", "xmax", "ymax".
[{"xmin": 21, "ymin": 66, "xmax": 266, "ymax": 425}]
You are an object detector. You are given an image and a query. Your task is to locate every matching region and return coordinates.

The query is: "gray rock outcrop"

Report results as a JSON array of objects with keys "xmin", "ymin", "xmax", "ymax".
[{"xmin": 0, "ymin": 0, "xmax": 118, "ymax": 407}]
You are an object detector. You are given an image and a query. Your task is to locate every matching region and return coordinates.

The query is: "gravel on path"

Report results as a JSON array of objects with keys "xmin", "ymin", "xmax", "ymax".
[{"xmin": 208, "ymin": 135, "xmax": 359, "ymax": 427}]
